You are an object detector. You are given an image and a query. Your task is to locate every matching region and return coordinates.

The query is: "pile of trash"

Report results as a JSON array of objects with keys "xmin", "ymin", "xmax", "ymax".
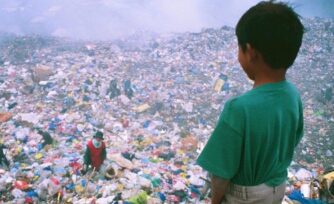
[{"xmin": 0, "ymin": 17, "xmax": 333, "ymax": 203}]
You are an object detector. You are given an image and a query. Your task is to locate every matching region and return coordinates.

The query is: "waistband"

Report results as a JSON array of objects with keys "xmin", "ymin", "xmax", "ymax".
[{"xmin": 228, "ymin": 182, "xmax": 285, "ymax": 200}]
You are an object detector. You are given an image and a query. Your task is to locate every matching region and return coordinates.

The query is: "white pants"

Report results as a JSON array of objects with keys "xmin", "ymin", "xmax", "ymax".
[{"xmin": 221, "ymin": 182, "xmax": 286, "ymax": 204}]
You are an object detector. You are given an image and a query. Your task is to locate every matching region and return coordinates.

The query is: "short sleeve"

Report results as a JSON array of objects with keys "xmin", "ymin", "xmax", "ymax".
[
  {"xmin": 295, "ymin": 99, "xmax": 304, "ymax": 147},
  {"xmin": 197, "ymin": 100, "xmax": 244, "ymax": 179}
]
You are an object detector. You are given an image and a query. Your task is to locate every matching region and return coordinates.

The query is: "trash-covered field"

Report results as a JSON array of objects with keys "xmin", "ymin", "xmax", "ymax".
[{"xmin": 0, "ymin": 17, "xmax": 333, "ymax": 203}]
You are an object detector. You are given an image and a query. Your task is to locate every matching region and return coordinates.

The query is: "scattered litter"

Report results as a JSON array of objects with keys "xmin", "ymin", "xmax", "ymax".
[{"xmin": 0, "ymin": 17, "xmax": 332, "ymax": 203}]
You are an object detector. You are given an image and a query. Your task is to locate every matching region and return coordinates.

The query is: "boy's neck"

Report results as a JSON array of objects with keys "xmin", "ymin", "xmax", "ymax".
[{"xmin": 253, "ymin": 67, "xmax": 287, "ymax": 88}]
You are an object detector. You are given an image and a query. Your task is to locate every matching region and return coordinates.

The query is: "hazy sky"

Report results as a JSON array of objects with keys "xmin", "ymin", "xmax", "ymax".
[{"xmin": 0, "ymin": 0, "xmax": 333, "ymax": 40}]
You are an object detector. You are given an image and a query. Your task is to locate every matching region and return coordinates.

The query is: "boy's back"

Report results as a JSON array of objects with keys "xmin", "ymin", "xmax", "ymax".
[{"xmin": 198, "ymin": 80, "xmax": 303, "ymax": 186}]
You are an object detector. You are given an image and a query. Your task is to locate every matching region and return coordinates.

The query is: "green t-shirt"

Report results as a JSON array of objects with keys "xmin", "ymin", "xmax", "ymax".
[{"xmin": 197, "ymin": 80, "xmax": 304, "ymax": 186}]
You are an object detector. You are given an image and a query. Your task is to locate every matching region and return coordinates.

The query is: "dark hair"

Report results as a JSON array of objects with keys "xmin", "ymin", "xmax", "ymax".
[
  {"xmin": 236, "ymin": 1, "xmax": 304, "ymax": 69},
  {"xmin": 94, "ymin": 131, "xmax": 104, "ymax": 140}
]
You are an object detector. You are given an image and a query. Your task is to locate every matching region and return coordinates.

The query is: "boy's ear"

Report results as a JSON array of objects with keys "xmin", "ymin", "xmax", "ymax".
[{"xmin": 246, "ymin": 43, "xmax": 259, "ymax": 62}]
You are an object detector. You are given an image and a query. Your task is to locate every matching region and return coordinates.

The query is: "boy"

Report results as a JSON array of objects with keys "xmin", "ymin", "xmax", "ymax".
[
  {"xmin": 197, "ymin": 1, "xmax": 304, "ymax": 204},
  {"xmin": 83, "ymin": 131, "xmax": 106, "ymax": 173}
]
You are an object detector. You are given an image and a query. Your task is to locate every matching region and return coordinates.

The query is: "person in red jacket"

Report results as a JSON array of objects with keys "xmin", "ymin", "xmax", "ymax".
[{"xmin": 83, "ymin": 131, "xmax": 106, "ymax": 173}]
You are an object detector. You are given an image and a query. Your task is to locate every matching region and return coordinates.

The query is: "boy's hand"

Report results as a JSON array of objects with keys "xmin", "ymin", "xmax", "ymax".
[
  {"xmin": 81, "ymin": 164, "xmax": 89, "ymax": 175},
  {"xmin": 81, "ymin": 166, "xmax": 88, "ymax": 175},
  {"xmin": 81, "ymin": 169, "xmax": 87, "ymax": 175}
]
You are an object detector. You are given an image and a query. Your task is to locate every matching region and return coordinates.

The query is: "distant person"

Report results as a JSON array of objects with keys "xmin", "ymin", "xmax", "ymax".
[
  {"xmin": 107, "ymin": 79, "xmax": 121, "ymax": 99},
  {"xmin": 197, "ymin": 1, "xmax": 304, "ymax": 204},
  {"xmin": 0, "ymin": 144, "xmax": 10, "ymax": 168},
  {"xmin": 124, "ymin": 79, "xmax": 134, "ymax": 99},
  {"xmin": 37, "ymin": 129, "xmax": 54, "ymax": 148},
  {"xmin": 83, "ymin": 131, "xmax": 106, "ymax": 174}
]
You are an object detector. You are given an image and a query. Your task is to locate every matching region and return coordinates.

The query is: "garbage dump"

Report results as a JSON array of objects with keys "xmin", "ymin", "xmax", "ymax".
[{"xmin": 0, "ymin": 17, "xmax": 333, "ymax": 203}]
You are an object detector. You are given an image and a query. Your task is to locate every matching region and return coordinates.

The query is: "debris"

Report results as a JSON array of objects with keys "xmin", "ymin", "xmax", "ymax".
[{"xmin": 0, "ymin": 17, "xmax": 332, "ymax": 203}]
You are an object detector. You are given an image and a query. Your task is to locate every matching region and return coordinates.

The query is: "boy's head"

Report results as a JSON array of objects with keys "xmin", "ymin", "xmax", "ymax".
[
  {"xmin": 94, "ymin": 131, "xmax": 104, "ymax": 140},
  {"xmin": 236, "ymin": 1, "xmax": 304, "ymax": 70}
]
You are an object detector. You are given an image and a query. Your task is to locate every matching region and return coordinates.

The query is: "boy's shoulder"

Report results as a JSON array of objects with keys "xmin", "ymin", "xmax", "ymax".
[
  {"xmin": 226, "ymin": 81, "xmax": 301, "ymax": 108},
  {"xmin": 225, "ymin": 89, "xmax": 256, "ymax": 107}
]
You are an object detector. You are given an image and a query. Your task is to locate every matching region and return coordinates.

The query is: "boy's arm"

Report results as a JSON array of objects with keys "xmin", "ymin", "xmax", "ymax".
[
  {"xmin": 84, "ymin": 147, "xmax": 91, "ymax": 166},
  {"xmin": 102, "ymin": 146, "xmax": 106, "ymax": 161},
  {"xmin": 295, "ymin": 100, "xmax": 304, "ymax": 147},
  {"xmin": 211, "ymin": 174, "xmax": 230, "ymax": 204}
]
